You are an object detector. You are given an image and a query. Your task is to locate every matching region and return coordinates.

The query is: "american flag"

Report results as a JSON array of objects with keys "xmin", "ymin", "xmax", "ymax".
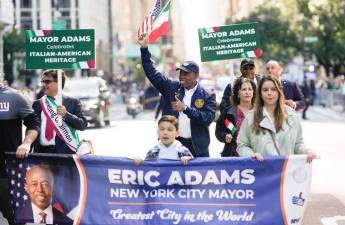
[
  {"xmin": 5, "ymin": 158, "xmax": 71, "ymax": 215},
  {"xmin": 5, "ymin": 159, "xmax": 31, "ymax": 211},
  {"xmin": 138, "ymin": 0, "xmax": 161, "ymax": 38}
]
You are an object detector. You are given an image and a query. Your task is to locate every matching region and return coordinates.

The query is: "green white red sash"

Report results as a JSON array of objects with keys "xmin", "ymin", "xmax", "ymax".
[{"xmin": 40, "ymin": 95, "xmax": 80, "ymax": 152}]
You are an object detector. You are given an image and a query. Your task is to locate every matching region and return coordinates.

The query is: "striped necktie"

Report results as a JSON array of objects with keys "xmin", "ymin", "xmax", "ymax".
[{"xmin": 39, "ymin": 211, "xmax": 47, "ymax": 223}]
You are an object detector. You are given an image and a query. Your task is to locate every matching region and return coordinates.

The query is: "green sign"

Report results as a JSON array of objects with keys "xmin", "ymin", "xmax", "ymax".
[
  {"xmin": 52, "ymin": 20, "xmax": 66, "ymax": 30},
  {"xmin": 304, "ymin": 36, "xmax": 319, "ymax": 43},
  {"xmin": 198, "ymin": 22, "xmax": 262, "ymax": 62},
  {"xmin": 25, "ymin": 29, "xmax": 95, "ymax": 69}
]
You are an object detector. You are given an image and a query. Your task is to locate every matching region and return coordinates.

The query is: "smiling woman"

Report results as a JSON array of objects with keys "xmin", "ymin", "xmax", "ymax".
[{"xmin": 236, "ymin": 75, "xmax": 316, "ymax": 163}]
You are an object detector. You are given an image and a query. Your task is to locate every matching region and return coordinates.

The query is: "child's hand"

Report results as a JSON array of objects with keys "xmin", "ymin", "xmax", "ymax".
[
  {"xmin": 133, "ymin": 157, "xmax": 143, "ymax": 165},
  {"xmin": 180, "ymin": 156, "xmax": 191, "ymax": 165}
]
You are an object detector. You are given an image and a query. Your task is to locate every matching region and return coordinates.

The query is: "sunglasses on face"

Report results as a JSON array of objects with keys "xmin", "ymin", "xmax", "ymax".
[{"xmin": 41, "ymin": 79, "xmax": 55, "ymax": 85}]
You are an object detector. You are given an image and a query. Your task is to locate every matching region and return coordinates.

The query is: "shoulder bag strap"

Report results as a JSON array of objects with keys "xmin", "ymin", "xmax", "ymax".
[{"xmin": 268, "ymin": 130, "xmax": 281, "ymax": 156}]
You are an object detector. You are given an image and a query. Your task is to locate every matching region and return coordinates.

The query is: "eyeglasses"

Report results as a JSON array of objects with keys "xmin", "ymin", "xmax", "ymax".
[{"xmin": 41, "ymin": 80, "xmax": 55, "ymax": 85}]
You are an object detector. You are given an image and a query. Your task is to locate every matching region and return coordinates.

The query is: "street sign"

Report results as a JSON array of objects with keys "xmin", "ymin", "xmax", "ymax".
[
  {"xmin": 198, "ymin": 22, "xmax": 262, "ymax": 62},
  {"xmin": 304, "ymin": 36, "xmax": 319, "ymax": 43},
  {"xmin": 52, "ymin": 20, "xmax": 66, "ymax": 30},
  {"xmin": 25, "ymin": 29, "xmax": 95, "ymax": 69}
]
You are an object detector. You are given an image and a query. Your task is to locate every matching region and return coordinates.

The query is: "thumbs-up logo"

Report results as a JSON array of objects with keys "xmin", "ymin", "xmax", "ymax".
[{"xmin": 292, "ymin": 192, "xmax": 305, "ymax": 206}]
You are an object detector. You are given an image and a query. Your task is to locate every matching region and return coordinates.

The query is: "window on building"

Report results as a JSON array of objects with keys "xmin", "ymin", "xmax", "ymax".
[
  {"xmin": 21, "ymin": 11, "xmax": 31, "ymax": 17},
  {"xmin": 20, "ymin": 0, "xmax": 32, "ymax": 8},
  {"xmin": 21, "ymin": 19, "xmax": 33, "ymax": 30},
  {"xmin": 65, "ymin": 19, "xmax": 71, "ymax": 29},
  {"xmin": 59, "ymin": 0, "xmax": 71, "ymax": 8},
  {"xmin": 61, "ymin": 11, "xmax": 70, "ymax": 17}
]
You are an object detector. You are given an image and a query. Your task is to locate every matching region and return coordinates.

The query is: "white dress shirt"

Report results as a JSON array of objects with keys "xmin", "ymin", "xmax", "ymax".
[
  {"xmin": 178, "ymin": 84, "xmax": 198, "ymax": 138},
  {"xmin": 31, "ymin": 202, "xmax": 53, "ymax": 224}
]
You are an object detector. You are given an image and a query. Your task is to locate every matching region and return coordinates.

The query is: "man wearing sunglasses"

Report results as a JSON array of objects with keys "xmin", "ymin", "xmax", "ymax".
[
  {"xmin": 32, "ymin": 69, "xmax": 87, "ymax": 154},
  {"xmin": 219, "ymin": 59, "xmax": 261, "ymax": 112}
]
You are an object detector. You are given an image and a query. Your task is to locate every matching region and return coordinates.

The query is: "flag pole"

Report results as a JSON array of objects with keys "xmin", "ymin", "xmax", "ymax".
[{"xmin": 57, "ymin": 69, "xmax": 63, "ymax": 126}]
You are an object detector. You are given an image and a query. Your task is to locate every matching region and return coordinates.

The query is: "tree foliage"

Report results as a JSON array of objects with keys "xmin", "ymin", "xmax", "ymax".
[
  {"xmin": 236, "ymin": 5, "xmax": 301, "ymax": 66},
  {"xmin": 3, "ymin": 29, "xmax": 25, "ymax": 84},
  {"xmin": 307, "ymin": 0, "xmax": 345, "ymax": 76},
  {"xmin": 237, "ymin": 0, "xmax": 345, "ymax": 76}
]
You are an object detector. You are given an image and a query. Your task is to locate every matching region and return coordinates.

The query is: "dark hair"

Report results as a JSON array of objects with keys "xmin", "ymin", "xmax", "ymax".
[
  {"xmin": 158, "ymin": 115, "xmax": 178, "ymax": 130},
  {"xmin": 252, "ymin": 75, "xmax": 287, "ymax": 134},
  {"xmin": 231, "ymin": 77, "xmax": 256, "ymax": 105},
  {"xmin": 42, "ymin": 69, "xmax": 66, "ymax": 89}
]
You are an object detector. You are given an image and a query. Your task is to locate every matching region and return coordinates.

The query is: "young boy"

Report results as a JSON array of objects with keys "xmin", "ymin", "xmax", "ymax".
[{"xmin": 134, "ymin": 115, "xmax": 193, "ymax": 165}]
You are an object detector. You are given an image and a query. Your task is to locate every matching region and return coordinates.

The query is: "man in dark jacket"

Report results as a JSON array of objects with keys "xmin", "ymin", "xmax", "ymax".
[
  {"xmin": 139, "ymin": 34, "xmax": 216, "ymax": 157},
  {"xmin": 17, "ymin": 165, "xmax": 73, "ymax": 224},
  {"xmin": 266, "ymin": 60, "xmax": 305, "ymax": 111},
  {"xmin": 219, "ymin": 59, "xmax": 261, "ymax": 112},
  {"xmin": 32, "ymin": 69, "xmax": 87, "ymax": 154}
]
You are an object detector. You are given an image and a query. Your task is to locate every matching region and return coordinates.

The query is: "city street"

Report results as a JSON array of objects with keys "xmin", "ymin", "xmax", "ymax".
[
  {"xmin": 1, "ymin": 0, "xmax": 345, "ymax": 225},
  {"xmin": 79, "ymin": 101, "xmax": 345, "ymax": 225}
]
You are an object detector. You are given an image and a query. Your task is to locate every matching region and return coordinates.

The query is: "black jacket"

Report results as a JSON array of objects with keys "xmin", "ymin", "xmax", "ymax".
[
  {"xmin": 215, "ymin": 105, "xmax": 239, "ymax": 157},
  {"xmin": 32, "ymin": 95, "xmax": 87, "ymax": 154}
]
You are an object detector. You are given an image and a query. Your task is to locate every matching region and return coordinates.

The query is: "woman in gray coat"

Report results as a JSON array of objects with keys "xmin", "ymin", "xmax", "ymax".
[{"xmin": 236, "ymin": 75, "xmax": 316, "ymax": 162}]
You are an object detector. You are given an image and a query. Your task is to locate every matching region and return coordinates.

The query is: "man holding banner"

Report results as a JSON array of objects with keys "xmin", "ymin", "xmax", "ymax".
[
  {"xmin": 139, "ymin": 34, "xmax": 216, "ymax": 157},
  {"xmin": 32, "ymin": 69, "xmax": 87, "ymax": 154},
  {"xmin": 0, "ymin": 82, "xmax": 40, "ymax": 225}
]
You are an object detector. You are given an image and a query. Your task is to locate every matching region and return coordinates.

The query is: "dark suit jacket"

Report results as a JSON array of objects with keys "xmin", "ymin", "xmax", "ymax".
[
  {"xmin": 281, "ymin": 80, "xmax": 305, "ymax": 111},
  {"xmin": 32, "ymin": 95, "xmax": 88, "ymax": 154},
  {"xmin": 141, "ymin": 47, "xmax": 216, "ymax": 157},
  {"xmin": 16, "ymin": 203, "xmax": 73, "ymax": 225},
  {"xmin": 215, "ymin": 105, "xmax": 239, "ymax": 157}
]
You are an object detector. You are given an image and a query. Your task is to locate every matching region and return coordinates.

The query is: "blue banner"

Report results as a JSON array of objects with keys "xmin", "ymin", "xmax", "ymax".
[{"xmin": 5, "ymin": 153, "xmax": 311, "ymax": 225}]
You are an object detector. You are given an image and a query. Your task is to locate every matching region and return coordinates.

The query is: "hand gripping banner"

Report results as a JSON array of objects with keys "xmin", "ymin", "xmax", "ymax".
[{"xmin": 5, "ymin": 153, "xmax": 312, "ymax": 225}]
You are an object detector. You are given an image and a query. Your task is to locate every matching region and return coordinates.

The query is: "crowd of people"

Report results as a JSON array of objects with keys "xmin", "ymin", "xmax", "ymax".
[
  {"xmin": 0, "ymin": 33, "xmax": 317, "ymax": 224},
  {"xmin": 138, "ymin": 32, "xmax": 315, "ymax": 163}
]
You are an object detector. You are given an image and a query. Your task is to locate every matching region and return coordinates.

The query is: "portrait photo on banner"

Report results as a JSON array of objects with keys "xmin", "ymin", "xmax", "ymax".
[{"xmin": 5, "ymin": 154, "xmax": 82, "ymax": 225}]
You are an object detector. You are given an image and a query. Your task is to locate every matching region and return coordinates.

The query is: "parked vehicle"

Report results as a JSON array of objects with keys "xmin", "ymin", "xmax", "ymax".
[{"xmin": 64, "ymin": 77, "xmax": 112, "ymax": 127}]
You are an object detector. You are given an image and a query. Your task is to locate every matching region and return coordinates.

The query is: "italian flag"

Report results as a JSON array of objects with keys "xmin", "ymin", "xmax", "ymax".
[
  {"xmin": 149, "ymin": 0, "xmax": 171, "ymax": 43},
  {"xmin": 225, "ymin": 118, "xmax": 236, "ymax": 135},
  {"xmin": 199, "ymin": 27, "xmax": 220, "ymax": 35},
  {"xmin": 241, "ymin": 48, "xmax": 264, "ymax": 58},
  {"xmin": 72, "ymin": 59, "xmax": 95, "ymax": 69},
  {"xmin": 27, "ymin": 30, "xmax": 52, "ymax": 38}
]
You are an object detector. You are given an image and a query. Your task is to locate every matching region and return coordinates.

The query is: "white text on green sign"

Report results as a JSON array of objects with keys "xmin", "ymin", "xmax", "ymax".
[
  {"xmin": 26, "ymin": 29, "xmax": 95, "ymax": 69},
  {"xmin": 198, "ymin": 23, "xmax": 261, "ymax": 62}
]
